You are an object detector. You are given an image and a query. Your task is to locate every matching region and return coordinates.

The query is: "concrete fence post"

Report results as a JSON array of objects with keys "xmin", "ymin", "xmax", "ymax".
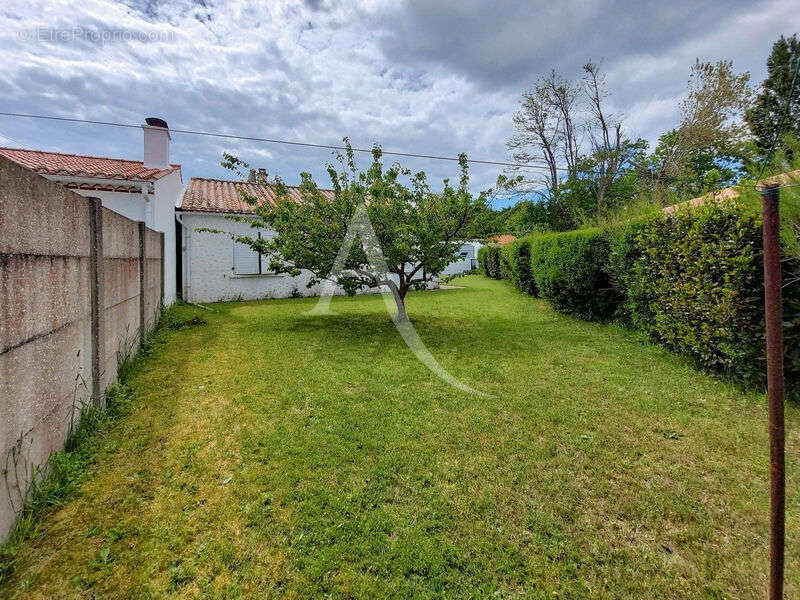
[
  {"xmin": 138, "ymin": 221, "xmax": 147, "ymax": 342},
  {"xmin": 88, "ymin": 197, "xmax": 104, "ymax": 406}
]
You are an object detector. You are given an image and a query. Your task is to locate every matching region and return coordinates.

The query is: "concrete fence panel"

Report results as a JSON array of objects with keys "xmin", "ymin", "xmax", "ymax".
[
  {"xmin": 101, "ymin": 209, "xmax": 142, "ymax": 393},
  {"xmin": 144, "ymin": 227, "xmax": 163, "ymax": 332},
  {"xmin": 0, "ymin": 156, "xmax": 163, "ymax": 542}
]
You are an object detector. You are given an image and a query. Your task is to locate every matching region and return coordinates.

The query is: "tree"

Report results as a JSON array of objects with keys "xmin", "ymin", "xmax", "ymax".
[
  {"xmin": 217, "ymin": 141, "xmax": 488, "ymax": 322},
  {"xmin": 507, "ymin": 62, "xmax": 640, "ymax": 225},
  {"xmin": 746, "ymin": 34, "xmax": 800, "ymax": 158},
  {"xmin": 558, "ymin": 137, "xmax": 648, "ymax": 225},
  {"xmin": 507, "ymin": 70, "xmax": 581, "ymax": 197},
  {"xmin": 580, "ymin": 62, "xmax": 630, "ymax": 214},
  {"xmin": 651, "ymin": 59, "xmax": 752, "ymax": 197}
]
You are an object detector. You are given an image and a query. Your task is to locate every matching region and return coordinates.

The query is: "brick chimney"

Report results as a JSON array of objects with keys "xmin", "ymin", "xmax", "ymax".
[{"xmin": 142, "ymin": 117, "xmax": 170, "ymax": 169}]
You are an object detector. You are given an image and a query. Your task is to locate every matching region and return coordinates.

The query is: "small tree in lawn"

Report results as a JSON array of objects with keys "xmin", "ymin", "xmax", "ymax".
[{"xmin": 218, "ymin": 140, "xmax": 489, "ymax": 322}]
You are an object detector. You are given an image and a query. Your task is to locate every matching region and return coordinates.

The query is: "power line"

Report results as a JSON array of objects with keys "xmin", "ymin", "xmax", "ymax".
[
  {"xmin": 5, "ymin": 110, "xmax": 797, "ymax": 194},
  {"xmin": 0, "ymin": 111, "xmax": 567, "ymax": 172}
]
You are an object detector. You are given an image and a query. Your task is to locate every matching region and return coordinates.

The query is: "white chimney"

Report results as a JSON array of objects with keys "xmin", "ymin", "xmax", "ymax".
[{"xmin": 142, "ymin": 117, "xmax": 170, "ymax": 169}]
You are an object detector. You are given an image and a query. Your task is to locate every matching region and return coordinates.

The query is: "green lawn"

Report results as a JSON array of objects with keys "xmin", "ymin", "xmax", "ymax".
[{"xmin": 1, "ymin": 275, "xmax": 798, "ymax": 599}]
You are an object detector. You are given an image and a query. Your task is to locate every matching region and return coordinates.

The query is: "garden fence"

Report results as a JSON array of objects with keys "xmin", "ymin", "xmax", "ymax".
[{"xmin": 0, "ymin": 156, "xmax": 164, "ymax": 541}]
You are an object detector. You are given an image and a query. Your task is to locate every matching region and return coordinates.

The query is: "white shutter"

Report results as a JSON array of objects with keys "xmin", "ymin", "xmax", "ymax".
[{"xmin": 233, "ymin": 240, "xmax": 260, "ymax": 274}]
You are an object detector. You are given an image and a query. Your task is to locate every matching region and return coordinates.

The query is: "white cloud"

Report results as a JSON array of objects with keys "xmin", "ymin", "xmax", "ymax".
[{"xmin": 0, "ymin": 0, "xmax": 797, "ymax": 195}]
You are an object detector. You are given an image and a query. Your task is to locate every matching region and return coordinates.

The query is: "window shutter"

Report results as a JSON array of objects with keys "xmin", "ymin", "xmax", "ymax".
[{"xmin": 233, "ymin": 240, "xmax": 260, "ymax": 274}]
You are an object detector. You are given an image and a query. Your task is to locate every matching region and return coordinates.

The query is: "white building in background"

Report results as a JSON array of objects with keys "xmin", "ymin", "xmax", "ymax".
[
  {"xmin": 442, "ymin": 241, "xmax": 482, "ymax": 276},
  {"xmin": 177, "ymin": 177, "xmax": 445, "ymax": 303},
  {"xmin": 0, "ymin": 118, "xmax": 182, "ymax": 304}
]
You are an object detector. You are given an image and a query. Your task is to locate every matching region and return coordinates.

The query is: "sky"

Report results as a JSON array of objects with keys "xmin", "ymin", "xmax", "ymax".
[{"xmin": 1, "ymin": 0, "xmax": 798, "ymax": 208}]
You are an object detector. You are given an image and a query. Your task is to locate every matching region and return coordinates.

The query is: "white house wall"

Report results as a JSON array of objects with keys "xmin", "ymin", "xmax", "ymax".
[
  {"xmin": 81, "ymin": 190, "xmax": 145, "ymax": 223},
  {"xmin": 180, "ymin": 212, "xmax": 437, "ymax": 303},
  {"xmin": 442, "ymin": 242, "xmax": 482, "ymax": 275},
  {"xmin": 153, "ymin": 171, "xmax": 181, "ymax": 305}
]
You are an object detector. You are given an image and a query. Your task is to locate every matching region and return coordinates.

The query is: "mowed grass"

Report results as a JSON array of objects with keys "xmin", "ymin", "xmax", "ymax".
[{"xmin": 1, "ymin": 275, "xmax": 798, "ymax": 599}]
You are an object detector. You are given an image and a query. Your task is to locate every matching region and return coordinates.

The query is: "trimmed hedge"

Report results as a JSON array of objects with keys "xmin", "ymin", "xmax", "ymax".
[
  {"xmin": 483, "ymin": 200, "xmax": 800, "ymax": 395},
  {"xmin": 478, "ymin": 245, "xmax": 502, "ymax": 279},
  {"xmin": 528, "ymin": 229, "xmax": 621, "ymax": 320},
  {"xmin": 501, "ymin": 239, "xmax": 537, "ymax": 296},
  {"xmin": 609, "ymin": 202, "xmax": 800, "ymax": 391}
]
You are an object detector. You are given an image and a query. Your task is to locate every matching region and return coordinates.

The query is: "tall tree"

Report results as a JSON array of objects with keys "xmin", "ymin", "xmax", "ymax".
[
  {"xmin": 746, "ymin": 34, "xmax": 800, "ymax": 157},
  {"xmin": 652, "ymin": 59, "xmax": 751, "ymax": 196},
  {"xmin": 558, "ymin": 137, "xmax": 648, "ymax": 225},
  {"xmin": 215, "ymin": 142, "xmax": 488, "ymax": 322},
  {"xmin": 507, "ymin": 70, "xmax": 581, "ymax": 197},
  {"xmin": 507, "ymin": 62, "xmax": 638, "ymax": 222},
  {"xmin": 582, "ymin": 62, "xmax": 625, "ymax": 213}
]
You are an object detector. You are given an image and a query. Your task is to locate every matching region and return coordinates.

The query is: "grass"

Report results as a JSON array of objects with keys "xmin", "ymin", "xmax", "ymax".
[
  {"xmin": 0, "ymin": 275, "xmax": 797, "ymax": 599},
  {"xmin": 0, "ymin": 383, "xmax": 134, "ymax": 582}
]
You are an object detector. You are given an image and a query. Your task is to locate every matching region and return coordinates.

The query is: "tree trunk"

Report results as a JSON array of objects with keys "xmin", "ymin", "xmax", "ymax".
[{"xmin": 387, "ymin": 280, "xmax": 409, "ymax": 323}]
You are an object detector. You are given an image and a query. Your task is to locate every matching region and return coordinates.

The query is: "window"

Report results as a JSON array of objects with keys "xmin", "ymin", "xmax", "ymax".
[
  {"xmin": 233, "ymin": 231, "xmax": 266, "ymax": 275},
  {"xmin": 233, "ymin": 240, "xmax": 260, "ymax": 274}
]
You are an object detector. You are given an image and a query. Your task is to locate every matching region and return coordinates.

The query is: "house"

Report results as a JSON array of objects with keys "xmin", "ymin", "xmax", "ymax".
[
  {"xmin": 177, "ymin": 177, "xmax": 439, "ymax": 303},
  {"xmin": 0, "ymin": 118, "xmax": 182, "ymax": 304},
  {"xmin": 442, "ymin": 241, "xmax": 482, "ymax": 275}
]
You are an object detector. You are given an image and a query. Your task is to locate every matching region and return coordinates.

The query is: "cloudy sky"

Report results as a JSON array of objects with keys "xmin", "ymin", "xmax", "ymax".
[{"xmin": 1, "ymin": 0, "xmax": 798, "ymax": 205}]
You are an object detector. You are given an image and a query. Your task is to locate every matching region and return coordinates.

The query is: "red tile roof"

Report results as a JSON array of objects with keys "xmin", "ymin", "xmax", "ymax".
[
  {"xmin": 488, "ymin": 234, "xmax": 516, "ymax": 246},
  {"xmin": 664, "ymin": 169, "xmax": 800, "ymax": 214},
  {"xmin": 0, "ymin": 147, "xmax": 180, "ymax": 182},
  {"xmin": 180, "ymin": 177, "xmax": 335, "ymax": 214}
]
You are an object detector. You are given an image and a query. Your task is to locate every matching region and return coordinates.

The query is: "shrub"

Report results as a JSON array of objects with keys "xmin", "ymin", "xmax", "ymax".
[
  {"xmin": 528, "ymin": 229, "xmax": 621, "ymax": 320},
  {"xmin": 478, "ymin": 197, "xmax": 800, "ymax": 395},
  {"xmin": 478, "ymin": 245, "xmax": 503, "ymax": 279},
  {"xmin": 608, "ymin": 200, "xmax": 800, "ymax": 392},
  {"xmin": 607, "ymin": 220, "xmax": 649, "ymax": 327},
  {"xmin": 501, "ymin": 238, "xmax": 537, "ymax": 296},
  {"xmin": 499, "ymin": 248, "xmax": 514, "ymax": 281}
]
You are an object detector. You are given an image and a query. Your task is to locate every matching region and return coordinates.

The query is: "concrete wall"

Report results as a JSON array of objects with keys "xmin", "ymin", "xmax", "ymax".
[
  {"xmin": 0, "ymin": 157, "xmax": 164, "ymax": 542},
  {"xmin": 179, "ymin": 211, "xmax": 438, "ymax": 303}
]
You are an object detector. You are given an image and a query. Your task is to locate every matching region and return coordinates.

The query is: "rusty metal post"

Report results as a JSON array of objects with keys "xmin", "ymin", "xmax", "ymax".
[{"xmin": 762, "ymin": 184, "xmax": 784, "ymax": 600}]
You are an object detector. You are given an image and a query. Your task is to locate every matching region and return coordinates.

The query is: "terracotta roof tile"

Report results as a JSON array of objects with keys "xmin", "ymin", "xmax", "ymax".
[
  {"xmin": 489, "ymin": 234, "xmax": 516, "ymax": 246},
  {"xmin": 0, "ymin": 147, "xmax": 180, "ymax": 182},
  {"xmin": 180, "ymin": 177, "xmax": 334, "ymax": 214},
  {"xmin": 664, "ymin": 169, "xmax": 800, "ymax": 214}
]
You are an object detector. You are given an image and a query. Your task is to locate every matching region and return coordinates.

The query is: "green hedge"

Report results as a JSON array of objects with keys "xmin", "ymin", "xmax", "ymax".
[
  {"xmin": 609, "ymin": 202, "xmax": 800, "ymax": 391},
  {"xmin": 478, "ymin": 245, "xmax": 502, "ymax": 279},
  {"xmin": 501, "ymin": 239, "xmax": 537, "ymax": 296},
  {"xmin": 528, "ymin": 229, "xmax": 621, "ymax": 320},
  {"xmin": 482, "ymin": 200, "xmax": 800, "ymax": 395}
]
